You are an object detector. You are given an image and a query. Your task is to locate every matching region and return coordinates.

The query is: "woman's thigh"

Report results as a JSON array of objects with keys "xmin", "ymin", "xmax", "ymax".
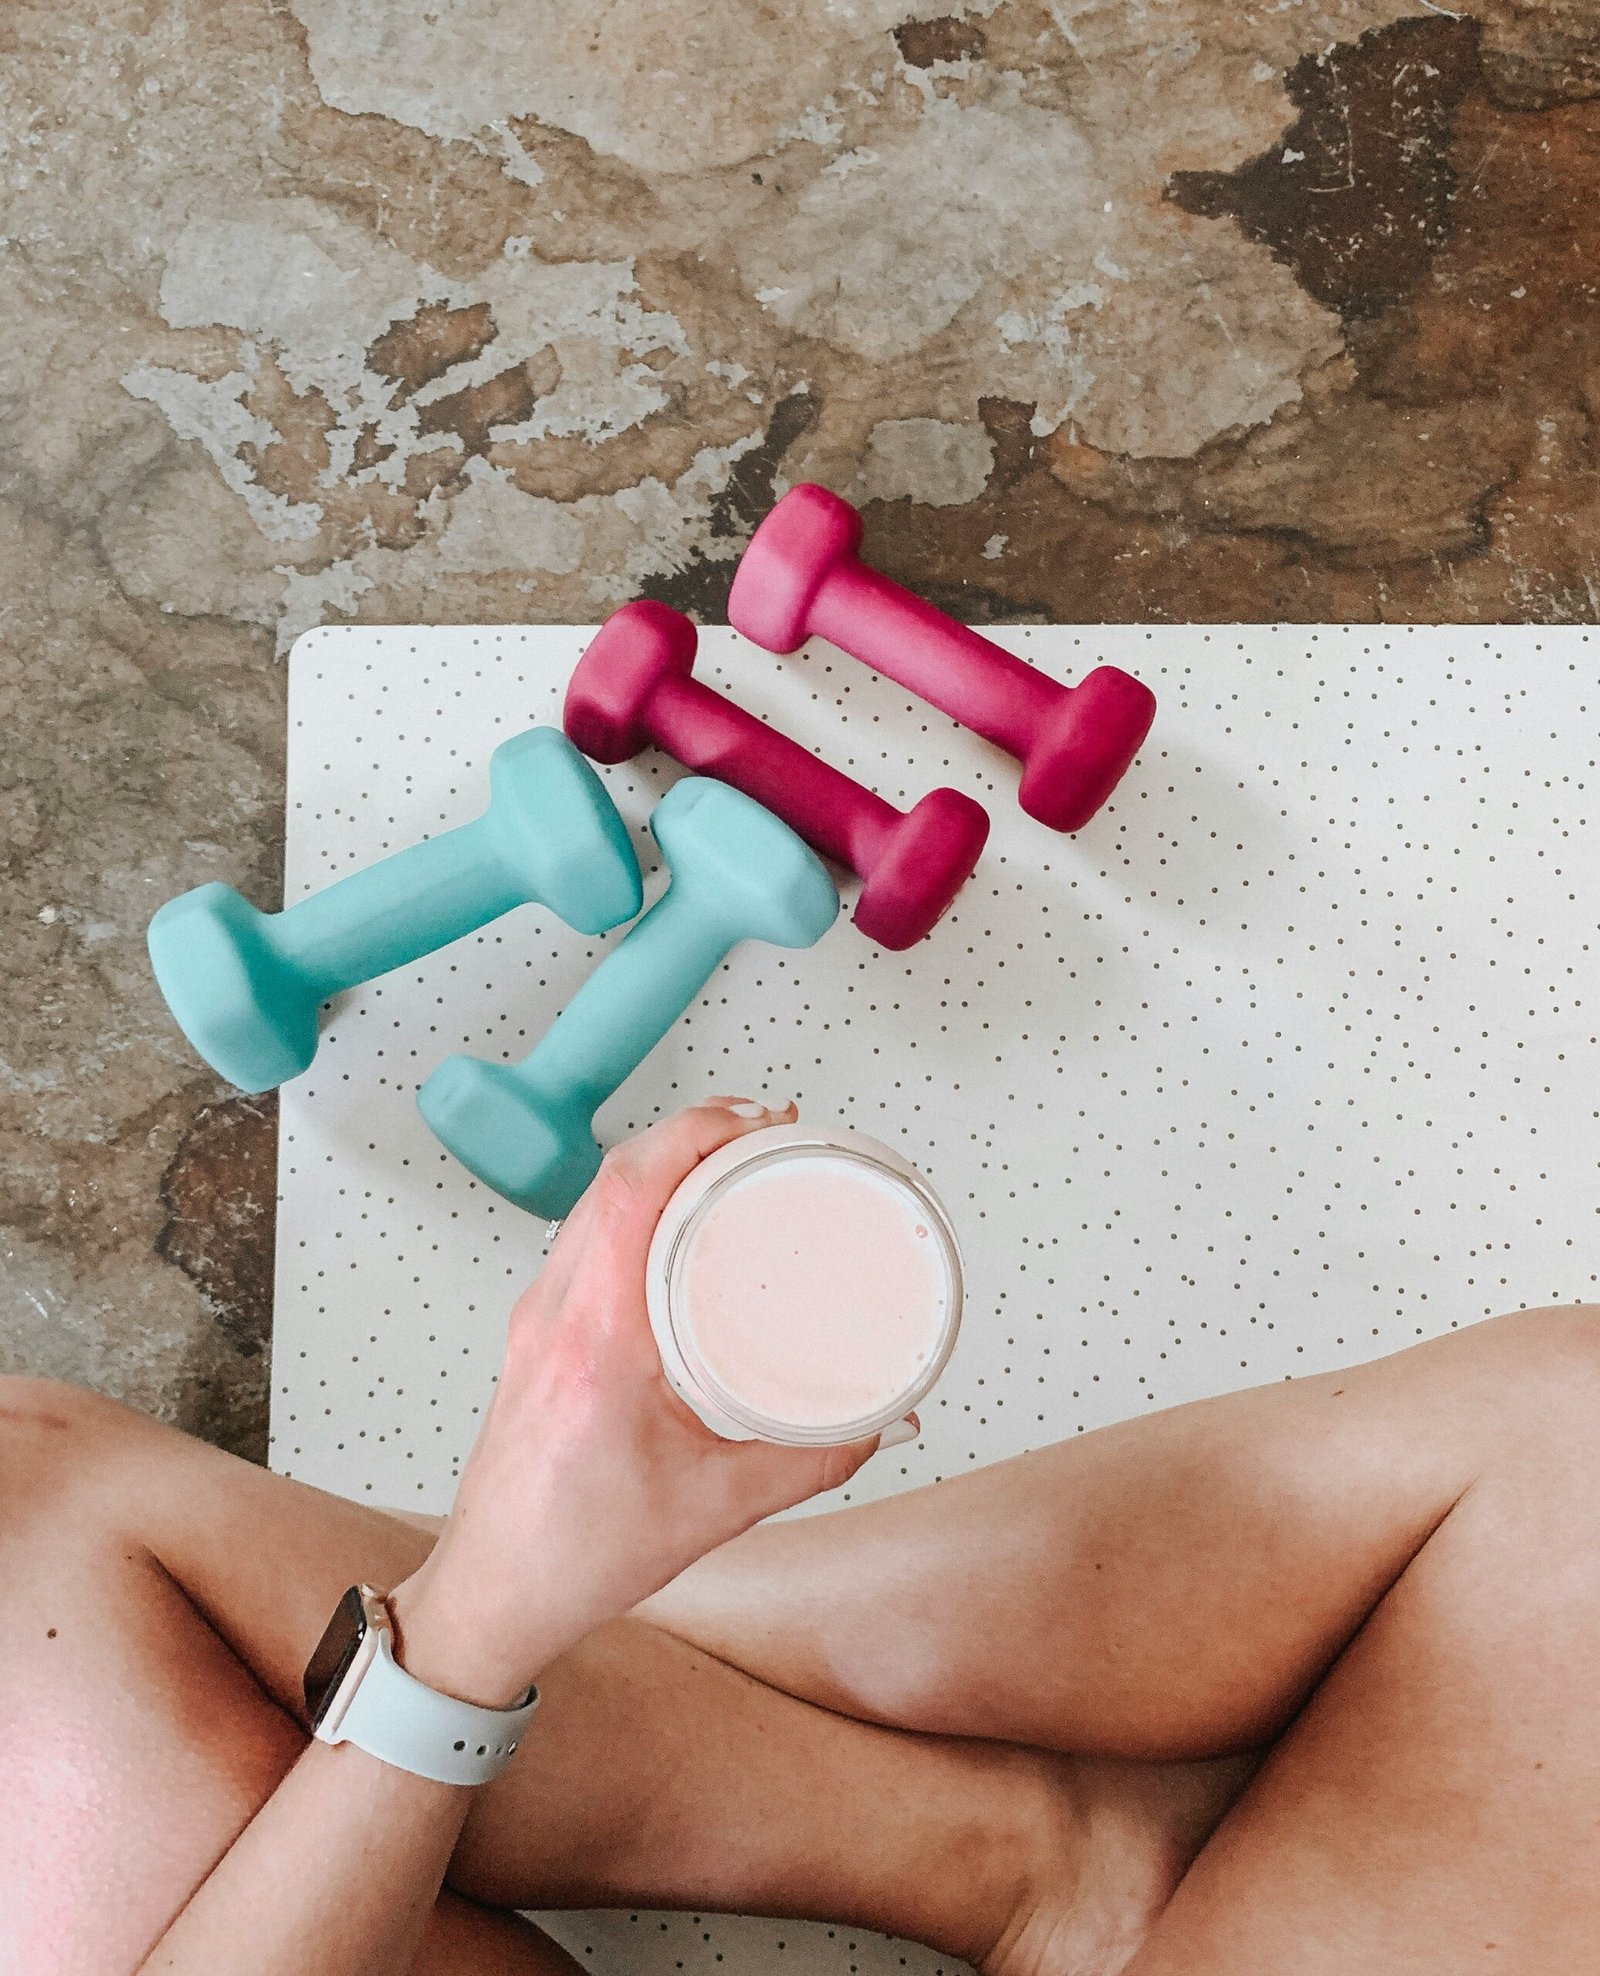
[
  {"xmin": 643, "ymin": 1309, "xmax": 1600, "ymax": 1760},
  {"xmin": 1127, "ymin": 1436, "xmax": 1600, "ymax": 1972},
  {"xmin": 0, "ymin": 1379, "xmax": 572, "ymax": 1976}
]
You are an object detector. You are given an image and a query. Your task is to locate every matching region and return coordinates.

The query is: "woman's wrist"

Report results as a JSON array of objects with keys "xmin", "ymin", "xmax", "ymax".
[{"xmin": 385, "ymin": 1559, "xmax": 593, "ymax": 1711}]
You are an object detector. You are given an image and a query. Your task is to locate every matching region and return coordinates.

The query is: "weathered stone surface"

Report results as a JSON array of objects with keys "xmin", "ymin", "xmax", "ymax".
[
  {"xmin": 158, "ymin": 1096, "xmax": 277, "ymax": 1370},
  {"xmin": 1169, "ymin": 19, "xmax": 1484, "ymax": 320},
  {"xmin": 2, "ymin": 0, "xmax": 1596, "ymax": 1450}
]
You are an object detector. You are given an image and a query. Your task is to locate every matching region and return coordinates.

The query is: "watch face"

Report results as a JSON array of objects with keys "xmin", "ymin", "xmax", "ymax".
[{"xmin": 303, "ymin": 1584, "xmax": 370, "ymax": 1728}]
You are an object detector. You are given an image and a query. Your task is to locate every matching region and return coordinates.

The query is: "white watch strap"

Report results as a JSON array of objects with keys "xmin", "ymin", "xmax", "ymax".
[{"xmin": 319, "ymin": 1629, "xmax": 539, "ymax": 1786}]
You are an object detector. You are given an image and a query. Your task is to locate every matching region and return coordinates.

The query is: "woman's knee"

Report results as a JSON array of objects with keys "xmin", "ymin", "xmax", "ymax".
[
  {"xmin": 0, "ymin": 1370, "xmax": 157, "ymax": 1435},
  {"xmin": 0, "ymin": 1374, "xmax": 162, "ymax": 1525},
  {"xmin": 1458, "ymin": 1304, "xmax": 1600, "ymax": 1427},
  {"xmin": 1396, "ymin": 1308, "xmax": 1600, "ymax": 1540}
]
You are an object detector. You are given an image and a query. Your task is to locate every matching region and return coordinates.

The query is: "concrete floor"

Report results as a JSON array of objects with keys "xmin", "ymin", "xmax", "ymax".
[{"xmin": 3, "ymin": 0, "xmax": 1598, "ymax": 1460}]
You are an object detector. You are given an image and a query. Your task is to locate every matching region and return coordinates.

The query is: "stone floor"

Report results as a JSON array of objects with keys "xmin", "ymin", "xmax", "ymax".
[{"xmin": 3, "ymin": 0, "xmax": 1597, "ymax": 1461}]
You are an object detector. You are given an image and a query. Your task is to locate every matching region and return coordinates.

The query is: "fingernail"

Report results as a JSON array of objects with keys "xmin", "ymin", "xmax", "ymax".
[
  {"xmin": 878, "ymin": 1414, "xmax": 919, "ymax": 1450},
  {"xmin": 725, "ymin": 1098, "xmax": 792, "ymax": 1120}
]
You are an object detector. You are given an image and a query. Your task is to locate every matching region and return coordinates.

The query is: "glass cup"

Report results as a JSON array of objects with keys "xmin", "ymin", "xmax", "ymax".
[{"xmin": 645, "ymin": 1123, "xmax": 963, "ymax": 1445}]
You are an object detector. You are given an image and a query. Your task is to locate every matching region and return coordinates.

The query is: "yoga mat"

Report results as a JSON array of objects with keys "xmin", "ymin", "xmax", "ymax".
[{"xmin": 276, "ymin": 622, "xmax": 1599, "ymax": 1973}]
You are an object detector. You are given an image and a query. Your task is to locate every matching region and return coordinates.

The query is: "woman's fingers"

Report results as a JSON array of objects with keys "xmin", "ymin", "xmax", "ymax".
[
  {"xmin": 533, "ymin": 1097, "xmax": 799, "ymax": 1332},
  {"xmin": 539, "ymin": 1098, "xmax": 788, "ymax": 1272},
  {"xmin": 609, "ymin": 1097, "xmax": 797, "ymax": 1196},
  {"xmin": 719, "ymin": 1422, "xmax": 902, "ymax": 1524},
  {"xmin": 582, "ymin": 1098, "xmax": 797, "ymax": 1257}
]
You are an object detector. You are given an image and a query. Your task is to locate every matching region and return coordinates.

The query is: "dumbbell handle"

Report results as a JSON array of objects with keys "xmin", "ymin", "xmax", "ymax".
[
  {"xmin": 806, "ymin": 560, "xmax": 1055, "ymax": 762},
  {"xmin": 508, "ymin": 882, "xmax": 730, "ymax": 1115},
  {"xmin": 270, "ymin": 818, "xmax": 521, "ymax": 996},
  {"xmin": 642, "ymin": 674, "xmax": 902, "ymax": 877}
]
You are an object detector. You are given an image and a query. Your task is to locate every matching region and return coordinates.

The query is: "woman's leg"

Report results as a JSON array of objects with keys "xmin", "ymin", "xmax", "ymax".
[
  {"xmin": 4, "ymin": 1376, "xmax": 1206, "ymax": 1974},
  {"xmin": 635, "ymin": 1308, "xmax": 1600, "ymax": 1971},
  {"xmin": 641, "ymin": 1309, "xmax": 1599, "ymax": 1755},
  {"xmin": 1117, "ymin": 1417, "xmax": 1600, "ymax": 1974},
  {"xmin": 16, "ymin": 1306, "xmax": 1596, "ymax": 1971},
  {"xmin": 0, "ymin": 1381, "xmax": 577, "ymax": 1976}
]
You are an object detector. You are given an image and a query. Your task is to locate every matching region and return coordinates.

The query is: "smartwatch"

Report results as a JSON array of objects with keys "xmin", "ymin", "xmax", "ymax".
[{"xmin": 303, "ymin": 1584, "xmax": 539, "ymax": 1787}]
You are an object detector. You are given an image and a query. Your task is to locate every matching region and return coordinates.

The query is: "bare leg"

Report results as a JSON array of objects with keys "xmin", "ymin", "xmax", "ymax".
[
  {"xmin": 13, "ymin": 1307, "xmax": 1597, "ymax": 1973},
  {"xmin": 641, "ymin": 1310, "xmax": 1596, "ymax": 1754},
  {"xmin": 633, "ymin": 1309, "xmax": 1600, "ymax": 1970},
  {"xmin": 2, "ymin": 1377, "xmax": 1177, "ymax": 1974},
  {"xmin": 1119, "ymin": 1429, "xmax": 1600, "ymax": 1972}
]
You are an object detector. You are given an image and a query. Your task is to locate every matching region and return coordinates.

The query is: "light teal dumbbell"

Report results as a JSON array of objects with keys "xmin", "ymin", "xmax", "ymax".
[
  {"xmin": 417, "ymin": 777, "xmax": 839, "ymax": 1218},
  {"xmin": 147, "ymin": 727, "xmax": 642, "ymax": 1095}
]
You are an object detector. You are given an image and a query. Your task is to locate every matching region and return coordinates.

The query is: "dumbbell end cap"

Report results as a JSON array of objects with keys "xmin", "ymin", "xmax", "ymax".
[
  {"xmin": 1021, "ymin": 666, "xmax": 1157, "ymax": 833},
  {"xmin": 564, "ymin": 602, "xmax": 698, "ymax": 767},
  {"xmin": 728, "ymin": 484, "xmax": 863, "ymax": 655},
  {"xmin": 655, "ymin": 778, "xmax": 840, "ymax": 950},
  {"xmin": 418, "ymin": 1055, "xmax": 600, "ymax": 1220},
  {"xmin": 855, "ymin": 788, "xmax": 990, "ymax": 950},
  {"xmin": 489, "ymin": 727, "xmax": 643, "ymax": 935},
  {"xmin": 147, "ymin": 882, "xmax": 315, "ymax": 1093}
]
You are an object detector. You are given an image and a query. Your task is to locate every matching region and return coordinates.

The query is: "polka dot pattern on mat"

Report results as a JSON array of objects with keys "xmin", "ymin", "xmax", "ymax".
[{"xmin": 274, "ymin": 622, "xmax": 1597, "ymax": 1976}]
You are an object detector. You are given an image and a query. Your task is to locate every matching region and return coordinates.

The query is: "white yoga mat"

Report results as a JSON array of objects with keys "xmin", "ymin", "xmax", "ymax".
[{"xmin": 275, "ymin": 621, "xmax": 1599, "ymax": 1973}]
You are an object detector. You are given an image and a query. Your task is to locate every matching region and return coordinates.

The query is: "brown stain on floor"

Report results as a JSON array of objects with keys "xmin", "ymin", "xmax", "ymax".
[
  {"xmin": 416, "ymin": 352, "xmax": 560, "ymax": 457},
  {"xmin": 642, "ymin": 387, "xmax": 824, "ymax": 620},
  {"xmin": 157, "ymin": 1094, "xmax": 277, "ymax": 1366},
  {"xmin": 881, "ymin": 15, "xmax": 1600, "ymax": 625},
  {"xmin": 369, "ymin": 300, "xmax": 500, "ymax": 402},
  {"xmin": 894, "ymin": 15, "xmax": 988, "ymax": 68},
  {"xmin": 1169, "ymin": 17, "xmax": 1484, "ymax": 319}
]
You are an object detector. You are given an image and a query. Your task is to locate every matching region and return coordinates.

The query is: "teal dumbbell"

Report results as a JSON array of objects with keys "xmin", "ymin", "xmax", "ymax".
[
  {"xmin": 418, "ymin": 778, "xmax": 839, "ymax": 1218},
  {"xmin": 147, "ymin": 727, "xmax": 642, "ymax": 1095}
]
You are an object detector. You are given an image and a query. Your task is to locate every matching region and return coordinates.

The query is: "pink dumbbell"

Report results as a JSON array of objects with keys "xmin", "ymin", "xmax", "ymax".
[
  {"xmin": 728, "ymin": 484, "xmax": 1156, "ymax": 833},
  {"xmin": 564, "ymin": 600, "xmax": 989, "ymax": 951}
]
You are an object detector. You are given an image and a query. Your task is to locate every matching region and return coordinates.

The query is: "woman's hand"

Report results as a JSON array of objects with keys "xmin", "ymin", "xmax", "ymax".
[
  {"xmin": 139, "ymin": 1101, "xmax": 878, "ymax": 1976},
  {"xmin": 388, "ymin": 1100, "xmax": 886, "ymax": 1706}
]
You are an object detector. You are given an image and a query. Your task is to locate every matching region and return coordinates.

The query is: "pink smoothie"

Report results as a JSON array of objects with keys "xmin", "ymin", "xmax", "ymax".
[{"xmin": 678, "ymin": 1154, "xmax": 953, "ymax": 1429}]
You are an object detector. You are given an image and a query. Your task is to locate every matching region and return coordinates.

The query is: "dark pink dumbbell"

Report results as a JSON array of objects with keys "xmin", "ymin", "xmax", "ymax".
[
  {"xmin": 728, "ymin": 484, "xmax": 1156, "ymax": 833},
  {"xmin": 564, "ymin": 601, "xmax": 989, "ymax": 951}
]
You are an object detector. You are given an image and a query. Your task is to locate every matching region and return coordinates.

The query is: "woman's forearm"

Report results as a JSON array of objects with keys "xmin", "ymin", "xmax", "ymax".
[
  {"xmin": 134, "ymin": 1583, "xmax": 579, "ymax": 1976},
  {"xmin": 135, "ymin": 1733, "xmax": 467, "ymax": 1976}
]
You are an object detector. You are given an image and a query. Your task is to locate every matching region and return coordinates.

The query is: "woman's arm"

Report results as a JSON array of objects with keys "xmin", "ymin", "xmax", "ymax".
[
  {"xmin": 135, "ymin": 1580, "xmax": 586, "ymax": 1976},
  {"xmin": 136, "ymin": 1099, "xmax": 880, "ymax": 1976}
]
